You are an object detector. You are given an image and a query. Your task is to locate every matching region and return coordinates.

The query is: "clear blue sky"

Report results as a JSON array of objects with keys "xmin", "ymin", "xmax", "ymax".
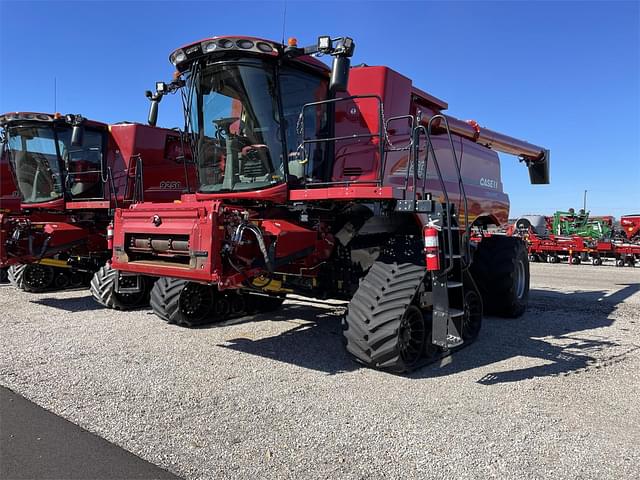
[{"xmin": 1, "ymin": 0, "xmax": 638, "ymax": 218}]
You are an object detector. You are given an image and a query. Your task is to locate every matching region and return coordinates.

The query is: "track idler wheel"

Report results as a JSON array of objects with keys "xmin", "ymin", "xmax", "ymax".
[
  {"xmin": 22, "ymin": 264, "xmax": 55, "ymax": 292},
  {"xmin": 53, "ymin": 270, "xmax": 71, "ymax": 290},
  {"xmin": 90, "ymin": 264, "xmax": 150, "ymax": 310}
]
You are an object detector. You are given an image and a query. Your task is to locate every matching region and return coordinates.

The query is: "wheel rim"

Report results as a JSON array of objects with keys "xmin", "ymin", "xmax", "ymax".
[
  {"xmin": 398, "ymin": 306, "xmax": 426, "ymax": 366},
  {"xmin": 179, "ymin": 283, "xmax": 212, "ymax": 320},
  {"xmin": 24, "ymin": 264, "xmax": 54, "ymax": 289},
  {"xmin": 462, "ymin": 291, "xmax": 482, "ymax": 341},
  {"xmin": 515, "ymin": 259, "xmax": 526, "ymax": 299}
]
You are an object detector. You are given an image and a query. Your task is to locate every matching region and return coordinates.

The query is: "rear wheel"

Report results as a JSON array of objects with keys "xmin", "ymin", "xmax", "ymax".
[
  {"xmin": 0, "ymin": 267, "xmax": 7, "ymax": 284},
  {"xmin": 150, "ymin": 277, "xmax": 216, "ymax": 327},
  {"xmin": 548, "ymin": 255, "xmax": 559, "ymax": 264},
  {"xmin": 22, "ymin": 264, "xmax": 55, "ymax": 292},
  {"xmin": 90, "ymin": 264, "xmax": 149, "ymax": 310},
  {"xmin": 616, "ymin": 257, "xmax": 626, "ymax": 267},
  {"xmin": 470, "ymin": 236, "xmax": 529, "ymax": 318},
  {"xmin": 7, "ymin": 264, "xmax": 26, "ymax": 289},
  {"xmin": 570, "ymin": 256, "xmax": 581, "ymax": 265},
  {"xmin": 592, "ymin": 257, "xmax": 603, "ymax": 266}
]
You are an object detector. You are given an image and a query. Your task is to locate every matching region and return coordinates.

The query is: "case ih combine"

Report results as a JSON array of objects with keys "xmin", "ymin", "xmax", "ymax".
[
  {"xmin": 99, "ymin": 35, "xmax": 550, "ymax": 372},
  {"xmin": 0, "ymin": 112, "xmax": 192, "ymax": 305},
  {"xmin": 0, "ymin": 148, "xmax": 20, "ymax": 282}
]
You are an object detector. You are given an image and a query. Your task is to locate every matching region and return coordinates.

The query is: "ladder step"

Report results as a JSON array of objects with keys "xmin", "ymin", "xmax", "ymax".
[
  {"xmin": 447, "ymin": 281, "xmax": 463, "ymax": 288},
  {"xmin": 446, "ymin": 334, "xmax": 464, "ymax": 348}
]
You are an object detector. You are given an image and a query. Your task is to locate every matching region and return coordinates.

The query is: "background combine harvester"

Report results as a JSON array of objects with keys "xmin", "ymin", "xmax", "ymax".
[
  {"xmin": 0, "ymin": 147, "xmax": 21, "ymax": 282},
  {"xmin": 513, "ymin": 210, "xmax": 640, "ymax": 266},
  {"xmin": 99, "ymin": 34, "xmax": 550, "ymax": 372},
  {"xmin": 0, "ymin": 112, "xmax": 193, "ymax": 305}
]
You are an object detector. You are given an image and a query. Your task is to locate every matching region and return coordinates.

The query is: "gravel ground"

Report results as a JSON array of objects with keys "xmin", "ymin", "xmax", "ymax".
[{"xmin": 1, "ymin": 263, "xmax": 639, "ymax": 479}]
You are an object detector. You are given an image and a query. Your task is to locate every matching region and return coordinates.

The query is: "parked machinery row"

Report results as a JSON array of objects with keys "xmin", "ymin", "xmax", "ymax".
[
  {"xmin": 511, "ymin": 212, "xmax": 640, "ymax": 267},
  {"xmin": 1, "ymin": 35, "xmax": 551, "ymax": 372}
]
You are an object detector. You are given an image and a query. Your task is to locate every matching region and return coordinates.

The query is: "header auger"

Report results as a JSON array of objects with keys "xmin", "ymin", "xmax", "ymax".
[{"xmin": 98, "ymin": 35, "xmax": 550, "ymax": 372}]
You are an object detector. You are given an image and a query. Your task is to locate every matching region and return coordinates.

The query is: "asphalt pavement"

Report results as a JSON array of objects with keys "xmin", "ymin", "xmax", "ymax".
[{"xmin": 0, "ymin": 386, "xmax": 180, "ymax": 480}]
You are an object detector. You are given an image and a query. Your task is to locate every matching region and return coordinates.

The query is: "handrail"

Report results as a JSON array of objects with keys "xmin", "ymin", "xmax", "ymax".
[{"xmin": 428, "ymin": 115, "xmax": 472, "ymax": 265}]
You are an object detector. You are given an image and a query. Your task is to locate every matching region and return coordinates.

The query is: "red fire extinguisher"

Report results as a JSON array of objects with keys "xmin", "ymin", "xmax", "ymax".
[
  {"xmin": 424, "ymin": 225, "xmax": 440, "ymax": 271},
  {"xmin": 107, "ymin": 222, "xmax": 114, "ymax": 250}
]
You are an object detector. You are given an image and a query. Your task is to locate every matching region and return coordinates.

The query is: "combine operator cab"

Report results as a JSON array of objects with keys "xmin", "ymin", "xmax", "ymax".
[
  {"xmin": 107, "ymin": 35, "xmax": 550, "ymax": 372},
  {"xmin": 0, "ymin": 112, "xmax": 192, "ymax": 298}
]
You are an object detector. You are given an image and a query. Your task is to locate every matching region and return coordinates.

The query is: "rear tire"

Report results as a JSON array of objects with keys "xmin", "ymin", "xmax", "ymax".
[
  {"xmin": 470, "ymin": 236, "xmax": 529, "ymax": 318},
  {"xmin": 150, "ymin": 277, "xmax": 215, "ymax": 327},
  {"xmin": 7, "ymin": 264, "xmax": 26, "ymax": 289},
  {"xmin": 0, "ymin": 267, "xmax": 7, "ymax": 284},
  {"xmin": 592, "ymin": 257, "xmax": 603, "ymax": 266},
  {"xmin": 90, "ymin": 264, "xmax": 149, "ymax": 310}
]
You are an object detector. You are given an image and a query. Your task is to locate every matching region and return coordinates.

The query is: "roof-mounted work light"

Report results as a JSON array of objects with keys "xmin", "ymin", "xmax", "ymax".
[{"xmin": 318, "ymin": 36, "xmax": 332, "ymax": 53}]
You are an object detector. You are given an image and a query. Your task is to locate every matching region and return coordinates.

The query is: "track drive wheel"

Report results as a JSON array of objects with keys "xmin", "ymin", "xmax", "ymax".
[
  {"xmin": 7, "ymin": 264, "xmax": 26, "ymax": 289},
  {"xmin": 90, "ymin": 264, "xmax": 149, "ymax": 310},
  {"xmin": 0, "ymin": 267, "xmax": 7, "ymax": 284},
  {"xmin": 343, "ymin": 261, "xmax": 428, "ymax": 373},
  {"xmin": 470, "ymin": 236, "xmax": 529, "ymax": 318},
  {"xmin": 22, "ymin": 264, "xmax": 55, "ymax": 292},
  {"xmin": 461, "ymin": 290, "xmax": 483, "ymax": 341},
  {"xmin": 150, "ymin": 277, "xmax": 216, "ymax": 327}
]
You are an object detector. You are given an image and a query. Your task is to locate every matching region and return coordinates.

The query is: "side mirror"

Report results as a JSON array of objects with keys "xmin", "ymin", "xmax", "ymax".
[
  {"xmin": 330, "ymin": 56, "xmax": 351, "ymax": 93},
  {"xmin": 71, "ymin": 125, "xmax": 84, "ymax": 147}
]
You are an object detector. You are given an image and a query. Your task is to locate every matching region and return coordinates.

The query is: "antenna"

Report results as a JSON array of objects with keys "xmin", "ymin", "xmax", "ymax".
[
  {"xmin": 281, "ymin": 0, "xmax": 287, "ymax": 45},
  {"xmin": 54, "ymin": 77, "xmax": 57, "ymax": 112}
]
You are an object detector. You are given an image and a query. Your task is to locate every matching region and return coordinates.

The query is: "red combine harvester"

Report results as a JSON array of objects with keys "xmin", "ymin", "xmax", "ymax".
[
  {"xmin": 0, "ymin": 147, "xmax": 21, "ymax": 282},
  {"xmin": 101, "ymin": 35, "xmax": 550, "ymax": 372},
  {"xmin": 0, "ymin": 112, "xmax": 192, "ymax": 306}
]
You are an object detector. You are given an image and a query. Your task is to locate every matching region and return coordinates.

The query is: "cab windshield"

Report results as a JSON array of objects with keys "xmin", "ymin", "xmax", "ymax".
[
  {"xmin": 189, "ymin": 60, "xmax": 284, "ymax": 192},
  {"xmin": 6, "ymin": 125, "xmax": 66, "ymax": 203},
  {"xmin": 5, "ymin": 124, "xmax": 105, "ymax": 203}
]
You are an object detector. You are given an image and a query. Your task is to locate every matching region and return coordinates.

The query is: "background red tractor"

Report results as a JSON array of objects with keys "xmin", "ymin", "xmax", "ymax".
[{"xmin": 98, "ymin": 35, "xmax": 549, "ymax": 372}]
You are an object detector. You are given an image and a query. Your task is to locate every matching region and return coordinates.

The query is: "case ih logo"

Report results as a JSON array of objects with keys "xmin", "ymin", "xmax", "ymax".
[{"xmin": 480, "ymin": 178, "xmax": 498, "ymax": 189}]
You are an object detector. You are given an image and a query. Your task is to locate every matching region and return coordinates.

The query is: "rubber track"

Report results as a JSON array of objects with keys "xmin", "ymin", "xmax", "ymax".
[
  {"xmin": 150, "ymin": 277, "xmax": 188, "ymax": 324},
  {"xmin": 8, "ymin": 264, "xmax": 27, "ymax": 290},
  {"xmin": 343, "ymin": 261, "xmax": 426, "ymax": 372},
  {"xmin": 90, "ymin": 264, "xmax": 147, "ymax": 310}
]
